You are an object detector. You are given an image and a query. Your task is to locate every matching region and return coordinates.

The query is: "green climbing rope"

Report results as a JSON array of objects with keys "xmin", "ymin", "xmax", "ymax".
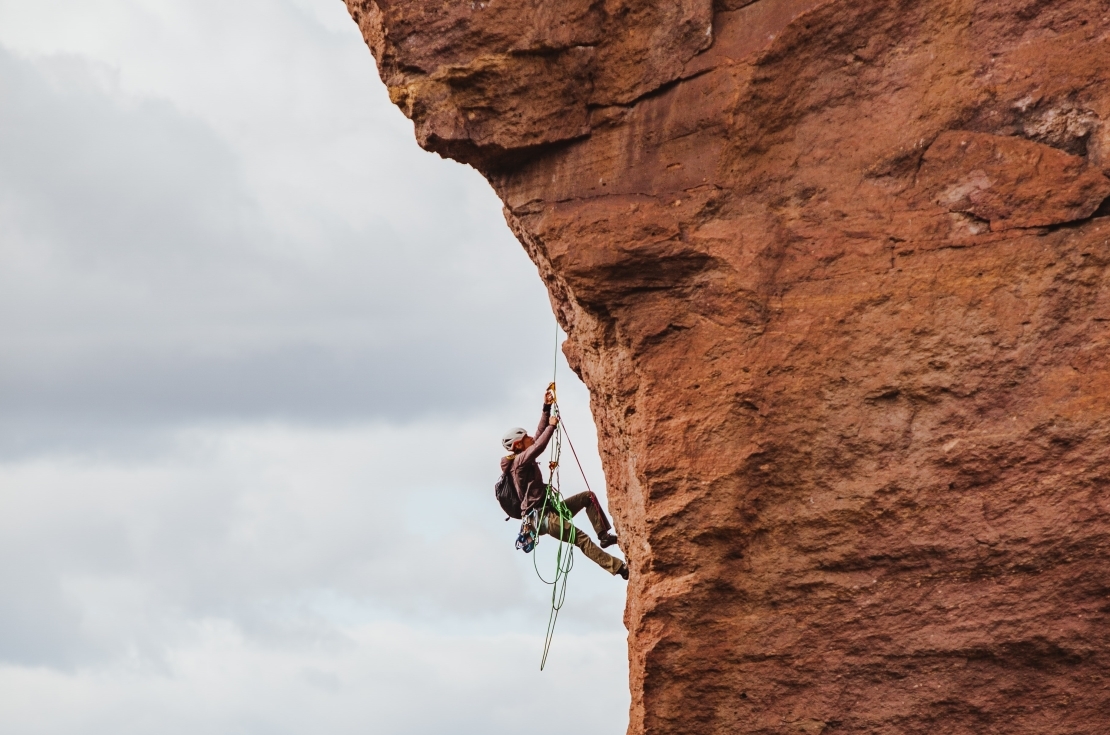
[
  {"xmin": 532, "ymin": 324, "xmax": 605, "ymax": 670},
  {"xmin": 528, "ymin": 324, "xmax": 576, "ymax": 670},
  {"xmin": 533, "ymin": 397, "xmax": 576, "ymax": 670}
]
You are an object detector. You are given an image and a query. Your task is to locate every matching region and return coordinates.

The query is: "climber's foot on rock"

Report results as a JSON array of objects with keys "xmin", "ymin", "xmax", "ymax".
[
  {"xmin": 598, "ymin": 532, "xmax": 619, "ymax": 549},
  {"xmin": 617, "ymin": 563, "xmax": 629, "ymax": 580}
]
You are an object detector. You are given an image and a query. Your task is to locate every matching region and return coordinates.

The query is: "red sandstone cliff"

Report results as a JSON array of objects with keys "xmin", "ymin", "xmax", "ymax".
[{"xmin": 345, "ymin": 1, "xmax": 1110, "ymax": 731}]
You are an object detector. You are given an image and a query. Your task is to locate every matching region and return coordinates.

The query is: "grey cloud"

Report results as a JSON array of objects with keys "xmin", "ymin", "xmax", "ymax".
[
  {"xmin": 0, "ymin": 573, "xmax": 102, "ymax": 668},
  {"xmin": 0, "ymin": 57, "xmax": 245, "ymax": 268},
  {"xmin": 0, "ymin": 45, "xmax": 556, "ymax": 457}
]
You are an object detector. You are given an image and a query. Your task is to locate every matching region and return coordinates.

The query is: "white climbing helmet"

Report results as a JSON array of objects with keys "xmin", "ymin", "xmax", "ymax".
[{"xmin": 502, "ymin": 427, "xmax": 528, "ymax": 451}]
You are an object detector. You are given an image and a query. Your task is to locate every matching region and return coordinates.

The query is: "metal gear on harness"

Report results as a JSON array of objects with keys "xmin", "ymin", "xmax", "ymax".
[{"xmin": 515, "ymin": 512, "xmax": 538, "ymax": 553}]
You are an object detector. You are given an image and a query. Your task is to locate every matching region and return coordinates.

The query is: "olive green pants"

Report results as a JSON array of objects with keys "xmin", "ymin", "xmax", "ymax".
[{"xmin": 539, "ymin": 491, "xmax": 624, "ymax": 575}]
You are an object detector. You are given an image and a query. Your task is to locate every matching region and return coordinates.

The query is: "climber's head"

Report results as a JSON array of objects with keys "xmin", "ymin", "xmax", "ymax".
[{"xmin": 502, "ymin": 427, "xmax": 531, "ymax": 453}]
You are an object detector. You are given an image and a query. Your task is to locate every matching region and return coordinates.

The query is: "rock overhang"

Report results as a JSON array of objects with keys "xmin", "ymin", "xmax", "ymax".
[{"xmin": 345, "ymin": 1, "xmax": 1110, "ymax": 732}]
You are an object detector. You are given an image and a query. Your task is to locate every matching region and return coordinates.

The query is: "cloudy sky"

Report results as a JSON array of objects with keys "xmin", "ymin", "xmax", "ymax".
[{"xmin": 0, "ymin": 1, "xmax": 629, "ymax": 732}]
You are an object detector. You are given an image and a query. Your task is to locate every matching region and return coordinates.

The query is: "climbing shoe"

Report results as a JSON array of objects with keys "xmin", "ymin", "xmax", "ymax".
[
  {"xmin": 617, "ymin": 563, "xmax": 629, "ymax": 580},
  {"xmin": 598, "ymin": 532, "xmax": 619, "ymax": 549}
]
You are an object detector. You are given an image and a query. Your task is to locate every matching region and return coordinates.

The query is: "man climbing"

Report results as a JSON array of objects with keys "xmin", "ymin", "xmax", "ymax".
[{"xmin": 500, "ymin": 388, "xmax": 629, "ymax": 580}]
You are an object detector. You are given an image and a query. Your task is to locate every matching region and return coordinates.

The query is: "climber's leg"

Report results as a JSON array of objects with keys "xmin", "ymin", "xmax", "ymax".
[
  {"xmin": 541, "ymin": 511, "xmax": 624, "ymax": 576},
  {"xmin": 562, "ymin": 491, "xmax": 618, "ymax": 548},
  {"xmin": 562, "ymin": 491, "xmax": 614, "ymax": 537}
]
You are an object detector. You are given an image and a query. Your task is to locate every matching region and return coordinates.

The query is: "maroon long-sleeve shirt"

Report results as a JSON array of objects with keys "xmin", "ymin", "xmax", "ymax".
[{"xmin": 500, "ymin": 403, "xmax": 555, "ymax": 516}]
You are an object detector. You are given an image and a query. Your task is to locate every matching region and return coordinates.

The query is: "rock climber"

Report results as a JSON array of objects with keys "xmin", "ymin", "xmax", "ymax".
[{"xmin": 501, "ymin": 388, "xmax": 629, "ymax": 580}]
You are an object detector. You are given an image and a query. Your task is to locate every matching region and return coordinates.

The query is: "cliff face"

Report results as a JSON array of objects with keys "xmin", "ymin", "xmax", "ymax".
[{"xmin": 346, "ymin": 1, "xmax": 1110, "ymax": 732}]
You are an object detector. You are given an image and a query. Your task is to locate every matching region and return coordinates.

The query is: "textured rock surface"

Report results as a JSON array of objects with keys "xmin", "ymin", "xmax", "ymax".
[{"xmin": 346, "ymin": 1, "xmax": 1110, "ymax": 732}]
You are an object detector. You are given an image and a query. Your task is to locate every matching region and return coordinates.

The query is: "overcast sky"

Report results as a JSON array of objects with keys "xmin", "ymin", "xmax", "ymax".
[{"xmin": 0, "ymin": 1, "xmax": 629, "ymax": 732}]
